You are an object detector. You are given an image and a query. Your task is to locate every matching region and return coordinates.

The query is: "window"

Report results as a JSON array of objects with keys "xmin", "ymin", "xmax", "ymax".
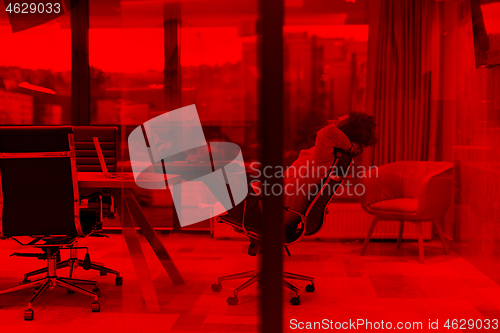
[
  {"xmin": 89, "ymin": 0, "xmax": 259, "ymax": 230},
  {"xmin": 0, "ymin": 8, "xmax": 71, "ymax": 124}
]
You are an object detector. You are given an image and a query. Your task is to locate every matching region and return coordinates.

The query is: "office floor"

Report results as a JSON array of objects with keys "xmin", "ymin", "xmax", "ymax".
[{"xmin": 0, "ymin": 234, "xmax": 499, "ymax": 332}]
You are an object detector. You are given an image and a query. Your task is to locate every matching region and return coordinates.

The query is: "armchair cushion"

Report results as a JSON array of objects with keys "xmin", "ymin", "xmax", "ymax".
[{"xmin": 369, "ymin": 198, "xmax": 418, "ymax": 213}]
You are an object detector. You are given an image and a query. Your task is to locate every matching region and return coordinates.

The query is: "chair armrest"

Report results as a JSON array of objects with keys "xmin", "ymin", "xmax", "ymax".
[
  {"xmin": 284, "ymin": 206, "xmax": 307, "ymax": 237},
  {"xmin": 284, "ymin": 206, "xmax": 305, "ymax": 222},
  {"xmin": 416, "ymin": 164, "xmax": 454, "ymax": 219}
]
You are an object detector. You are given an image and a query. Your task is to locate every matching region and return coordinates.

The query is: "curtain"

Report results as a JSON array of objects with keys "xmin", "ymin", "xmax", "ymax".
[{"xmin": 366, "ymin": 0, "xmax": 439, "ymax": 165}]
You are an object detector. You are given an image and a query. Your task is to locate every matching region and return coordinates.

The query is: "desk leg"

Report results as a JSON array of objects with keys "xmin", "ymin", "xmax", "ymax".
[
  {"xmin": 124, "ymin": 189, "xmax": 184, "ymax": 285},
  {"xmin": 112, "ymin": 189, "xmax": 161, "ymax": 312}
]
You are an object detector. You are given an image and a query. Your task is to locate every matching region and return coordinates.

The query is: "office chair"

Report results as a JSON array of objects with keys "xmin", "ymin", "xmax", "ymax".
[
  {"xmin": 73, "ymin": 126, "xmax": 118, "ymax": 172},
  {"xmin": 20, "ymin": 126, "xmax": 122, "ymax": 285},
  {"xmin": 360, "ymin": 161, "xmax": 454, "ymax": 263},
  {"xmin": 0, "ymin": 126, "xmax": 104, "ymax": 320},
  {"xmin": 211, "ymin": 148, "xmax": 354, "ymax": 305}
]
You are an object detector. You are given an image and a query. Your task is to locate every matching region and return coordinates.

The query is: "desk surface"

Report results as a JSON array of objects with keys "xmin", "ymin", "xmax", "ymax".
[{"xmin": 78, "ymin": 172, "xmax": 181, "ymax": 188}]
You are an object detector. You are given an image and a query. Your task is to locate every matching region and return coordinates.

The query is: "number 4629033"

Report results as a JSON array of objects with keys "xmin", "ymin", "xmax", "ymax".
[
  {"xmin": 443, "ymin": 319, "xmax": 498, "ymax": 330},
  {"xmin": 5, "ymin": 2, "xmax": 61, "ymax": 14}
]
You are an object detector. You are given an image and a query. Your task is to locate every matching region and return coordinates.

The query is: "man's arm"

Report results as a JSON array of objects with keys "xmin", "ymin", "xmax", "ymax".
[{"xmin": 314, "ymin": 124, "xmax": 351, "ymax": 164}]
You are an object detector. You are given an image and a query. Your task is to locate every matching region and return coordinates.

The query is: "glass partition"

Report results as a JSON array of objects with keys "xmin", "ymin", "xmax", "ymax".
[
  {"xmin": 89, "ymin": 0, "xmax": 259, "ymax": 230},
  {"xmin": 0, "ymin": 8, "xmax": 71, "ymax": 124}
]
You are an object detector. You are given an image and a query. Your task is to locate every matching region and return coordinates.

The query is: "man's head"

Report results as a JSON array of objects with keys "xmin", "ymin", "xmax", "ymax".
[{"xmin": 337, "ymin": 112, "xmax": 378, "ymax": 150}]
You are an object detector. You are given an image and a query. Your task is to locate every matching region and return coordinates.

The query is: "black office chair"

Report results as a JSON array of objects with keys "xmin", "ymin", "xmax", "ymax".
[
  {"xmin": 211, "ymin": 148, "xmax": 354, "ymax": 305},
  {"xmin": 0, "ymin": 126, "xmax": 103, "ymax": 320},
  {"xmin": 73, "ymin": 125, "xmax": 118, "ymax": 172},
  {"xmin": 19, "ymin": 126, "xmax": 122, "ymax": 286},
  {"xmin": 69, "ymin": 126, "xmax": 122, "ymax": 280}
]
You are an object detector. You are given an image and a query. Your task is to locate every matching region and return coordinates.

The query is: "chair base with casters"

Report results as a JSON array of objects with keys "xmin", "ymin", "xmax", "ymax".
[
  {"xmin": 0, "ymin": 244, "xmax": 100, "ymax": 321},
  {"xmin": 22, "ymin": 242, "xmax": 123, "ymax": 286},
  {"xmin": 360, "ymin": 217, "xmax": 449, "ymax": 264},
  {"xmin": 212, "ymin": 148, "xmax": 354, "ymax": 305},
  {"xmin": 211, "ymin": 268, "xmax": 315, "ymax": 306},
  {"xmin": 22, "ymin": 194, "xmax": 123, "ymax": 286}
]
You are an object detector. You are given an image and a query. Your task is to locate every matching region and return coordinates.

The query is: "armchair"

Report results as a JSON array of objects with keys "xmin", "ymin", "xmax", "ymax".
[{"xmin": 360, "ymin": 161, "xmax": 454, "ymax": 263}]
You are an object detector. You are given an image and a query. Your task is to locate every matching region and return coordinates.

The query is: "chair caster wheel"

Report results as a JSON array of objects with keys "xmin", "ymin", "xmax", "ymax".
[
  {"xmin": 115, "ymin": 277, "xmax": 123, "ymax": 286},
  {"xmin": 22, "ymin": 279, "xmax": 30, "ymax": 284},
  {"xmin": 290, "ymin": 296, "xmax": 301, "ymax": 306},
  {"xmin": 211, "ymin": 283, "xmax": 222, "ymax": 292},
  {"xmin": 305, "ymin": 284, "xmax": 315, "ymax": 292},
  {"xmin": 227, "ymin": 296, "xmax": 238, "ymax": 305},
  {"xmin": 67, "ymin": 289, "xmax": 76, "ymax": 294},
  {"xmin": 91, "ymin": 301, "xmax": 100, "ymax": 312},
  {"xmin": 24, "ymin": 309, "xmax": 34, "ymax": 321},
  {"xmin": 93, "ymin": 287, "xmax": 100, "ymax": 297},
  {"xmin": 100, "ymin": 271, "xmax": 107, "ymax": 276}
]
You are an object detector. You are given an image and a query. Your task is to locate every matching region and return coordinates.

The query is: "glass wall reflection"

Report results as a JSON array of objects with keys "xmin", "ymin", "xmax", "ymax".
[
  {"xmin": 89, "ymin": 0, "xmax": 258, "ymax": 231},
  {"xmin": 0, "ymin": 9, "xmax": 71, "ymax": 125}
]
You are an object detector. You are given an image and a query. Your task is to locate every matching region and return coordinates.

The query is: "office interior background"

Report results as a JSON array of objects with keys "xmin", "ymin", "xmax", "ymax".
[{"xmin": 1, "ymin": 0, "xmax": 500, "ymax": 332}]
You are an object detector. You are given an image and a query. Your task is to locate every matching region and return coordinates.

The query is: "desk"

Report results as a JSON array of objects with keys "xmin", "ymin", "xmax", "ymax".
[{"xmin": 78, "ymin": 172, "xmax": 184, "ymax": 312}]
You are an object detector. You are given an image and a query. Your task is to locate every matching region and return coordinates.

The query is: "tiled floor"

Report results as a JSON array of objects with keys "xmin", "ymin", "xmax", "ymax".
[{"xmin": 0, "ymin": 234, "xmax": 499, "ymax": 332}]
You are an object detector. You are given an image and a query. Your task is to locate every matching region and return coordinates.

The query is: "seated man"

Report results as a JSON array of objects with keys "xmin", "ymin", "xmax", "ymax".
[
  {"xmin": 246, "ymin": 112, "xmax": 377, "ymax": 255},
  {"xmin": 283, "ymin": 112, "xmax": 378, "ymax": 238}
]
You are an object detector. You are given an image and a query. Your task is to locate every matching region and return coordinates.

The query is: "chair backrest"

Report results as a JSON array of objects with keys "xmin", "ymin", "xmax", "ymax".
[
  {"xmin": 303, "ymin": 149, "xmax": 353, "ymax": 236},
  {"xmin": 361, "ymin": 161, "xmax": 454, "ymax": 205},
  {"xmin": 390, "ymin": 161, "xmax": 453, "ymax": 199},
  {"xmin": 73, "ymin": 126, "xmax": 117, "ymax": 172},
  {"xmin": 0, "ymin": 126, "xmax": 83, "ymax": 238}
]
